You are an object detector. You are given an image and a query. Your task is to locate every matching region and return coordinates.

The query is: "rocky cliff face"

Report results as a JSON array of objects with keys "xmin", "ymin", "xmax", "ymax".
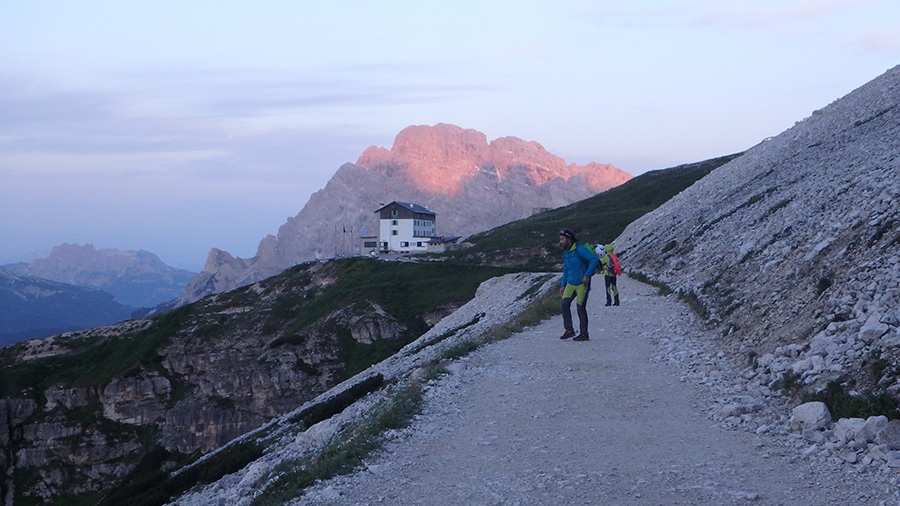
[
  {"xmin": 175, "ymin": 124, "xmax": 630, "ymax": 305},
  {"xmin": 7, "ymin": 243, "xmax": 197, "ymax": 308},
  {"xmin": 616, "ymin": 64, "xmax": 900, "ymax": 398}
]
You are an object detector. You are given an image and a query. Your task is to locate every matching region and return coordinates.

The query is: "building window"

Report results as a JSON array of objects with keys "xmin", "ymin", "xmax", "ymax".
[
  {"xmin": 391, "ymin": 210, "xmax": 398, "ymax": 216},
  {"xmin": 392, "ymin": 230, "xmax": 398, "ymax": 235},
  {"xmin": 417, "ymin": 242, "xmax": 424, "ymax": 247},
  {"xmin": 400, "ymin": 241, "xmax": 409, "ymax": 247},
  {"xmin": 364, "ymin": 241, "xmax": 377, "ymax": 248},
  {"xmin": 392, "ymin": 219, "xmax": 398, "ymax": 225}
]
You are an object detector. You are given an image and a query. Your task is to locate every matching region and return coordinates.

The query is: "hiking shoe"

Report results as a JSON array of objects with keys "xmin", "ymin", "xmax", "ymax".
[
  {"xmin": 573, "ymin": 333, "xmax": 589, "ymax": 341},
  {"xmin": 559, "ymin": 330, "xmax": 576, "ymax": 340}
]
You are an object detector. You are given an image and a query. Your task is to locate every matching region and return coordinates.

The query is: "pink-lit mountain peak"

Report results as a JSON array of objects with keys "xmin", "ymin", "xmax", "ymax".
[{"xmin": 356, "ymin": 123, "xmax": 625, "ymax": 195}]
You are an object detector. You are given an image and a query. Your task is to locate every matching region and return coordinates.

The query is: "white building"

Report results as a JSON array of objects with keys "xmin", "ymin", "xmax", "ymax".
[{"xmin": 375, "ymin": 201, "xmax": 436, "ymax": 254}]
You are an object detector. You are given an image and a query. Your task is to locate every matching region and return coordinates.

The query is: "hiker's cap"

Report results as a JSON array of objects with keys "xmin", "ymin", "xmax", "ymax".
[{"xmin": 559, "ymin": 229, "xmax": 576, "ymax": 241}]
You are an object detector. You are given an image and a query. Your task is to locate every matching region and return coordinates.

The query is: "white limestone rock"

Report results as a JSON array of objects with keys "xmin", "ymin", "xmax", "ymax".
[{"xmin": 790, "ymin": 402, "xmax": 832, "ymax": 431}]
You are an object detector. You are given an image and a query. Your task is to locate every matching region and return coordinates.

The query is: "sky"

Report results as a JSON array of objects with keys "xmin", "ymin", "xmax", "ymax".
[{"xmin": 1, "ymin": 1, "xmax": 899, "ymax": 271}]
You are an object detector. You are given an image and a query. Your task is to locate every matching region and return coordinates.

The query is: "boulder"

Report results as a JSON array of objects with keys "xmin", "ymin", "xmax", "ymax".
[
  {"xmin": 833, "ymin": 417, "xmax": 866, "ymax": 442},
  {"xmin": 790, "ymin": 401, "xmax": 832, "ymax": 431},
  {"xmin": 859, "ymin": 415, "xmax": 890, "ymax": 442},
  {"xmin": 875, "ymin": 419, "xmax": 900, "ymax": 450},
  {"xmin": 859, "ymin": 313, "xmax": 889, "ymax": 344}
]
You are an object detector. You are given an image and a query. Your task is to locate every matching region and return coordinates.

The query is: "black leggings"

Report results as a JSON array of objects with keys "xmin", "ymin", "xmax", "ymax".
[
  {"xmin": 561, "ymin": 289, "xmax": 590, "ymax": 335},
  {"xmin": 605, "ymin": 275, "xmax": 618, "ymax": 296}
]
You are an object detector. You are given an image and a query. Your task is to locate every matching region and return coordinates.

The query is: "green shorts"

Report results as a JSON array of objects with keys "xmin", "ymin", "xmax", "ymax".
[{"xmin": 562, "ymin": 283, "xmax": 588, "ymax": 305}]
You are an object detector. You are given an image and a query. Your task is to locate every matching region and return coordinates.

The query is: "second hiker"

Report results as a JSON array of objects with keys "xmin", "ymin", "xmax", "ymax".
[{"xmin": 599, "ymin": 243, "xmax": 621, "ymax": 306}]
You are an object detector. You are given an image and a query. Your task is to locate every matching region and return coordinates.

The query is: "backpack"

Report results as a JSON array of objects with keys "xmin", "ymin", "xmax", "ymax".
[
  {"xmin": 609, "ymin": 253, "xmax": 622, "ymax": 276},
  {"xmin": 581, "ymin": 242, "xmax": 598, "ymax": 258}
]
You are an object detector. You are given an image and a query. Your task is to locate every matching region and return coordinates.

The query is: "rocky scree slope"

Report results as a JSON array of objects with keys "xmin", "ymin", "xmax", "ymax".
[
  {"xmin": 0, "ymin": 259, "xmax": 508, "ymax": 505},
  {"xmin": 175, "ymin": 123, "xmax": 630, "ymax": 306},
  {"xmin": 617, "ymin": 65, "xmax": 900, "ymax": 414}
]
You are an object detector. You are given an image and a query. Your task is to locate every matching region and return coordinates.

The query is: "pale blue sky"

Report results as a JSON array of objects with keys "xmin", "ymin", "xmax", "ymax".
[{"xmin": 1, "ymin": 0, "xmax": 898, "ymax": 270}]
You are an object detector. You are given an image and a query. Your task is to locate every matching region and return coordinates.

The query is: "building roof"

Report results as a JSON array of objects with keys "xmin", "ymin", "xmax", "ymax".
[
  {"xmin": 429, "ymin": 235, "xmax": 461, "ymax": 244},
  {"xmin": 374, "ymin": 201, "xmax": 436, "ymax": 216}
]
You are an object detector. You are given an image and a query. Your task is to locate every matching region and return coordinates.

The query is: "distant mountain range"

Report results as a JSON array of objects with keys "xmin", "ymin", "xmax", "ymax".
[
  {"xmin": 1, "ymin": 244, "xmax": 196, "ymax": 346},
  {"xmin": 174, "ymin": 123, "xmax": 633, "ymax": 305},
  {"xmin": 4, "ymin": 243, "xmax": 196, "ymax": 308},
  {"xmin": 0, "ymin": 267, "xmax": 133, "ymax": 346}
]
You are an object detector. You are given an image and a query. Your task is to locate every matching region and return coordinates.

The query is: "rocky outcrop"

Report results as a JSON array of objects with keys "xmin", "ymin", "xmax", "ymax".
[
  {"xmin": 100, "ymin": 372, "xmax": 171, "ymax": 425},
  {"xmin": 174, "ymin": 124, "xmax": 630, "ymax": 305},
  {"xmin": 616, "ymin": 64, "xmax": 900, "ymax": 399}
]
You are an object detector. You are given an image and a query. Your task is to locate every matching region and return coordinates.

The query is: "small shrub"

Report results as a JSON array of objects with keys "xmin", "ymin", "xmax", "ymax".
[
  {"xmin": 806, "ymin": 379, "xmax": 900, "ymax": 420},
  {"xmin": 816, "ymin": 277, "xmax": 832, "ymax": 296},
  {"xmin": 775, "ymin": 371, "xmax": 802, "ymax": 394},
  {"xmin": 440, "ymin": 339, "xmax": 485, "ymax": 361},
  {"xmin": 677, "ymin": 289, "xmax": 709, "ymax": 319},
  {"xmin": 490, "ymin": 291, "xmax": 559, "ymax": 342},
  {"xmin": 868, "ymin": 354, "xmax": 891, "ymax": 383}
]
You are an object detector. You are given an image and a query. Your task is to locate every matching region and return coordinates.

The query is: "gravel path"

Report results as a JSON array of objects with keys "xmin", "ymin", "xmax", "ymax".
[{"xmin": 293, "ymin": 277, "xmax": 894, "ymax": 505}]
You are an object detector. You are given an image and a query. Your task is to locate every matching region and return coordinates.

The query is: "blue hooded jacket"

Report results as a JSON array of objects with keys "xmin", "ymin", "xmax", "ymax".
[{"xmin": 560, "ymin": 242, "xmax": 599, "ymax": 287}]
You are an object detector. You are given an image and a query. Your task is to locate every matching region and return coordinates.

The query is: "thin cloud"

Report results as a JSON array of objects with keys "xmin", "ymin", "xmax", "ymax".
[
  {"xmin": 0, "ymin": 65, "xmax": 490, "ymax": 161},
  {"xmin": 699, "ymin": 0, "xmax": 876, "ymax": 33},
  {"xmin": 584, "ymin": 0, "xmax": 877, "ymax": 33},
  {"xmin": 861, "ymin": 26, "xmax": 900, "ymax": 51}
]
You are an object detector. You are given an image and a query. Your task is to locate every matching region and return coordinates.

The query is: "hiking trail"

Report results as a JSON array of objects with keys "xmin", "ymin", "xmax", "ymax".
[{"xmin": 294, "ymin": 277, "xmax": 894, "ymax": 505}]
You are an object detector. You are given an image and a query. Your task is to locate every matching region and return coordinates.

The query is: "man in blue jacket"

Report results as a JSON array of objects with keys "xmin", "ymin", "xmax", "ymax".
[{"xmin": 558, "ymin": 229, "xmax": 599, "ymax": 341}]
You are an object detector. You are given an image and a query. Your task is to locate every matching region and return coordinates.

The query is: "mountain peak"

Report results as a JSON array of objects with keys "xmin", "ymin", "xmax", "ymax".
[
  {"xmin": 9, "ymin": 243, "xmax": 196, "ymax": 308},
  {"xmin": 356, "ymin": 123, "xmax": 625, "ymax": 195}
]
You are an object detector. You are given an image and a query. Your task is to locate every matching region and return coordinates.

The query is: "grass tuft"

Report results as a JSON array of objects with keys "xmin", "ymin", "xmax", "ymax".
[
  {"xmin": 676, "ymin": 289, "xmax": 709, "ymax": 319},
  {"xmin": 252, "ymin": 381, "xmax": 425, "ymax": 506}
]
